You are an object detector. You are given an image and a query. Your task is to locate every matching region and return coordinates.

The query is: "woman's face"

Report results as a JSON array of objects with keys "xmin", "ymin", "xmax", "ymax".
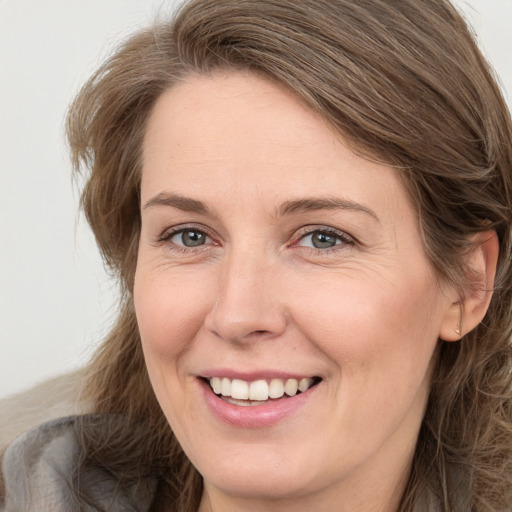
[{"xmin": 135, "ymin": 71, "xmax": 458, "ymax": 510}]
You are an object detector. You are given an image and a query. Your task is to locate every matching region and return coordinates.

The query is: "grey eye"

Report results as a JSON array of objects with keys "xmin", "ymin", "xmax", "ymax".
[
  {"xmin": 310, "ymin": 232, "xmax": 338, "ymax": 248},
  {"xmin": 172, "ymin": 229, "xmax": 210, "ymax": 247},
  {"xmin": 296, "ymin": 229, "xmax": 354, "ymax": 250}
]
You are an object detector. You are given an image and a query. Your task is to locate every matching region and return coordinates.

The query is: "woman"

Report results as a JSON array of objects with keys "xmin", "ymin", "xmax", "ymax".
[{"xmin": 1, "ymin": 0, "xmax": 512, "ymax": 510}]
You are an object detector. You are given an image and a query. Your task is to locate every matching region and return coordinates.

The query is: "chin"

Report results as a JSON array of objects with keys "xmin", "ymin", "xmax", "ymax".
[
  {"xmin": 202, "ymin": 464, "xmax": 317, "ymax": 502},
  {"xmin": 189, "ymin": 438, "xmax": 338, "ymax": 504}
]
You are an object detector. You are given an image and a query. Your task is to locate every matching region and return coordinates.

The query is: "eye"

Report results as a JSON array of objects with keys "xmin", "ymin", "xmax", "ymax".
[
  {"xmin": 155, "ymin": 224, "xmax": 218, "ymax": 255},
  {"xmin": 170, "ymin": 229, "xmax": 212, "ymax": 247},
  {"xmin": 296, "ymin": 228, "xmax": 353, "ymax": 250}
]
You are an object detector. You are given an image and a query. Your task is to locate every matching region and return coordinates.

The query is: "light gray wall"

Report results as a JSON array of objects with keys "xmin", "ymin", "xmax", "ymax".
[
  {"xmin": 0, "ymin": 0, "xmax": 179, "ymax": 398},
  {"xmin": 1, "ymin": 0, "xmax": 511, "ymax": 398}
]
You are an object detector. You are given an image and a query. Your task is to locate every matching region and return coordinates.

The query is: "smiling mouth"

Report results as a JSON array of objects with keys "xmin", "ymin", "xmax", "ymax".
[{"xmin": 204, "ymin": 376, "xmax": 322, "ymax": 406}]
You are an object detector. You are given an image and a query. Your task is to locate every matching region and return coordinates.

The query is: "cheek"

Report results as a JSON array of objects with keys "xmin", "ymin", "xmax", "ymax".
[
  {"xmin": 133, "ymin": 268, "xmax": 212, "ymax": 428},
  {"xmin": 134, "ymin": 268, "xmax": 210, "ymax": 358},
  {"xmin": 292, "ymin": 270, "xmax": 441, "ymax": 392},
  {"xmin": 133, "ymin": 267, "xmax": 215, "ymax": 415},
  {"xmin": 294, "ymin": 278, "xmax": 439, "ymax": 456}
]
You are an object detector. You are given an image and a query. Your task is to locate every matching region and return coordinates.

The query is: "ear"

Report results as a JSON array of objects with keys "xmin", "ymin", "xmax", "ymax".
[{"xmin": 439, "ymin": 230, "xmax": 499, "ymax": 342}]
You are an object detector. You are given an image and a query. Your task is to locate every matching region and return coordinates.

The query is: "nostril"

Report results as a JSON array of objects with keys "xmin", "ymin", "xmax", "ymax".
[{"xmin": 243, "ymin": 329, "xmax": 275, "ymax": 341}]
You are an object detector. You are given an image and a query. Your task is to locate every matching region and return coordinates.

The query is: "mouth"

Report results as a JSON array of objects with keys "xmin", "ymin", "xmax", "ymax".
[{"xmin": 203, "ymin": 376, "xmax": 322, "ymax": 407}]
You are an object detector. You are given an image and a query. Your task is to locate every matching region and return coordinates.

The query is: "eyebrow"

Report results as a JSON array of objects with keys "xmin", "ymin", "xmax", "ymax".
[
  {"xmin": 278, "ymin": 197, "xmax": 379, "ymax": 222},
  {"xmin": 144, "ymin": 192, "xmax": 211, "ymax": 215},
  {"xmin": 144, "ymin": 192, "xmax": 379, "ymax": 222}
]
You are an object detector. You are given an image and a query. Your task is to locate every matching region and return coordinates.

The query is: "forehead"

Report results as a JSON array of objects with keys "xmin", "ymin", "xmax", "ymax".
[
  {"xmin": 141, "ymin": 71, "xmax": 412, "ymax": 222},
  {"xmin": 143, "ymin": 71, "xmax": 341, "ymax": 161}
]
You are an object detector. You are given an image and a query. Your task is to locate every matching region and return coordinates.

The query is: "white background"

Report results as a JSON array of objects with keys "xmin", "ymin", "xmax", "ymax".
[{"xmin": 1, "ymin": 0, "xmax": 511, "ymax": 398}]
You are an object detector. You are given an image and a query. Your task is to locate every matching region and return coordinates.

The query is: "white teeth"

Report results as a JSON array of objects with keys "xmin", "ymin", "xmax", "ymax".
[
  {"xmin": 284, "ymin": 379, "xmax": 298, "ymax": 397},
  {"xmin": 211, "ymin": 377, "xmax": 222, "ymax": 394},
  {"xmin": 299, "ymin": 377, "xmax": 314, "ymax": 393},
  {"xmin": 221, "ymin": 377, "xmax": 231, "ymax": 396},
  {"xmin": 208, "ymin": 376, "xmax": 317, "ymax": 402},
  {"xmin": 231, "ymin": 379, "xmax": 249, "ymax": 400},
  {"xmin": 269, "ymin": 378, "xmax": 285, "ymax": 399},
  {"xmin": 249, "ymin": 380, "xmax": 269, "ymax": 401}
]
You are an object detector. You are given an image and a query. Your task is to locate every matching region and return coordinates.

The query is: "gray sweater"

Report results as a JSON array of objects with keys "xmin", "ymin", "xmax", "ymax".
[{"xmin": 1, "ymin": 416, "xmax": 157, "ymax": 512}]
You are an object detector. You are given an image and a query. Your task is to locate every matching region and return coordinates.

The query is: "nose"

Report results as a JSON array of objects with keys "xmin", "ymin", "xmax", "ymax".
[{"xmin": 204, "ymin": 249, "xmax": 288, "ymax": 344}]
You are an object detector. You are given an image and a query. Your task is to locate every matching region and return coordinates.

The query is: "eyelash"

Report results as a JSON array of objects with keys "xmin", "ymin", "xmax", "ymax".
[
  {"xmin": 291, "ymin": 226, "xmax": 355, "ymax": 253},
  {"xmin": 156, "ymin": 225, "xmax": 355, "ymax": 254},
  {"xmin": 156, "ymin": 225, "xmax": 217, "ymax": 253}
]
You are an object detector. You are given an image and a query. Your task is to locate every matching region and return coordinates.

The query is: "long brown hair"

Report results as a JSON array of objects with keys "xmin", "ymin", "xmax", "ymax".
[{"xmin": 64, "ymin": 1, "xmax": 512, "ymax": 510}]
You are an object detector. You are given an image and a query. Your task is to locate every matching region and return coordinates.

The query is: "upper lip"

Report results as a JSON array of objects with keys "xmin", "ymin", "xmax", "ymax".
[{"xmin": 199, "ymin": 369, "xmax": 320, "ymax": 381}]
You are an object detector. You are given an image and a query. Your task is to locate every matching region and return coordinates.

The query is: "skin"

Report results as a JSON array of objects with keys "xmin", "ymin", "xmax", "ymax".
[{"xmin": 134, "ymin": 71, "xmax": 465, "ymax": 512}]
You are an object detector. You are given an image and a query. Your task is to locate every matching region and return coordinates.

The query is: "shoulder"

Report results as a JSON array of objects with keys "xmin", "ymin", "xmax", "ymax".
[
  {"xmin": 0, "ymin": 370, "xmax": 89, "ymax": 449},
  {"xmin": 1, "ymin": 416, "xmax": 81, "ymax": 511},
  {"xmin": 1, "ymin": 415, "xmax": 157, "ymax": 512}
]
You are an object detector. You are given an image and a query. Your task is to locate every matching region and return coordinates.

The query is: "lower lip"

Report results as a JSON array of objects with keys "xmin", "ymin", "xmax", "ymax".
[{"xmin": 199, "ymin": 379, "xmax": 317, "ymax": 428}]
